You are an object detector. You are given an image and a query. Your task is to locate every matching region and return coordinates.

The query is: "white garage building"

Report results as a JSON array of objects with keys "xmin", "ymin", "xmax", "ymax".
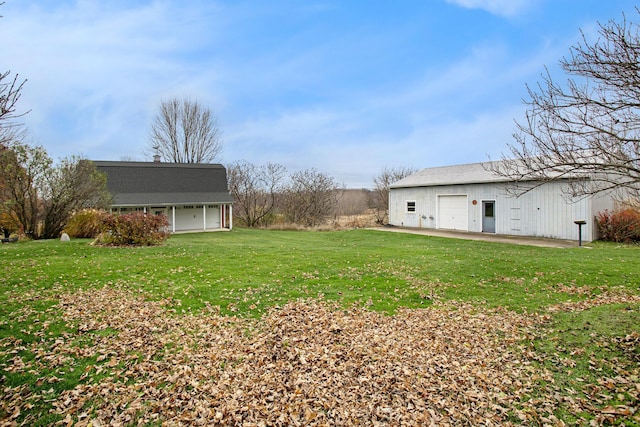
[
  {"xmin": 389, "ymin": 161, "xmax": 616, "ymax": 242},
  {"xmin": 94, "ymin": 160, "xmax": 233, "ymax": 233}
]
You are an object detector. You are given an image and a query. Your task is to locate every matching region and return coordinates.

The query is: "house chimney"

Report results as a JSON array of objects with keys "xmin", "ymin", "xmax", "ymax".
[{"xmin": 153, "ymin": 154, "xmax": 161, "ymax": 163}]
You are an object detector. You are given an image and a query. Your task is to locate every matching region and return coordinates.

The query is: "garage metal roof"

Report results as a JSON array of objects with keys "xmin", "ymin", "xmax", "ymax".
[
  {"xmin": 93, "ymin": 161, "xmax": 234, "ymax": 206},
  {"xmin": 389, "ymin": 161, "xmax": 510, "ymax": 189}
]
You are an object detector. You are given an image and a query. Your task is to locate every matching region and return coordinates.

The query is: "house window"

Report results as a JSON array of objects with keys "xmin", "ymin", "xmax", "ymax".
[
  {"xmin": 406, "ymin": 201, "xmax": 416, "ymax": 212},
  {"xmin": 183, "ymin": 205, "xmax": 194, "ymax": 209},
  {"xmin": 196, "ymin": 205, "xmax": 203, "ymax": 209}
]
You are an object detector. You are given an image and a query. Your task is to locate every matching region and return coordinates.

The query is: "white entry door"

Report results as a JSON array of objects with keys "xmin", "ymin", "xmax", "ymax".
[
  {"xmin": 438, "ymin": 195, "xmax": 468, "ymax": 231},
  {"xmin": 482, "ymin": 200, "xmax": 496, "ymax": 233}
]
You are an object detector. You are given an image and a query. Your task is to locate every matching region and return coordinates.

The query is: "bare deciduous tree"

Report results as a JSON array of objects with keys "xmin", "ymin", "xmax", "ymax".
[
  {"xmin": 149, "ymin": 98, "xmax": 222, "ymax": 163},
  {"xmin": 227, "ymin": 160, "xmax": 287, "ymax": 227},
  {"xmin": 0, "ymin": 140, "xmax": 111, "ymax": 239},
  {"xmin": 0, "ymin": 71, "xmax": 28, "ymax": 131},
  {"xmin": 282, "ymin": 168, "xmax": 342, "ymax": 227},
  {"xmin": 0, "ymin": 71, "xmax": 29, "ymax": 149},
  {"xmin": 369, "ymin": 166, "xmax": 416, "ymax": 224},
  {"xmin": 41, "ymin": 157, "xmax": 112, "ymax": 239},
  {"xmin": 491, "ymin": 11, "xmax": 640, "ymax": 200},
  {"xmin": 1, "ymin": 10, "xmax": 29, "ymax": 144}
]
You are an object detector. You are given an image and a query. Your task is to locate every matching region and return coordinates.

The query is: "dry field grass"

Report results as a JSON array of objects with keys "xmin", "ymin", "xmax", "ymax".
[{"xmin": 331, "ymin": 210, "xmax": 379, "ymax": 228}]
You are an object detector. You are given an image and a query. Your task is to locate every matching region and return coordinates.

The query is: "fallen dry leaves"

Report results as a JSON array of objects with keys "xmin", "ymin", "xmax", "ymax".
[
  {"xmin": 1, "ymin": 287, "xmax": 638, "ymax": 426},
  {"xmin": 547, "ymin": 291, "xmax": 640, "ymax": 313}
]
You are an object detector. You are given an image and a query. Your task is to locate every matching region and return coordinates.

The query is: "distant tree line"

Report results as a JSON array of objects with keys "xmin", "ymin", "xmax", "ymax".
[
  {"xmin": 227, "ymin": 161, "xmax": 415, "ymax": 228},
  {"xmin": 227, "ymin": 161, "xmax": 344, "ymax": 228}
]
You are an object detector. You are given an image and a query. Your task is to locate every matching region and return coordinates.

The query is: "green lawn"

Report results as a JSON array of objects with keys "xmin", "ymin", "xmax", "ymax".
[
  {"xmin": 1, "ymin": 228, "xmax": 638, "ymax": 425},
  {"xmin": 2, "ymin": 228, "xmax": 638, "ymax": 315}
]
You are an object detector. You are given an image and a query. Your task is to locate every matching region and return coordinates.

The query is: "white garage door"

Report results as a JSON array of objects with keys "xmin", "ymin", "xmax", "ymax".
[
  {"xmin": 175, "ymin": 206, "xmax": 203, "ymax": 231},
  {"xmin": 205, "ymin": 205, "xmax": 221, "ymax": 229},
  {"xmin": 438, "ymin": 195, "xmax": 468, "ymax": 231}
]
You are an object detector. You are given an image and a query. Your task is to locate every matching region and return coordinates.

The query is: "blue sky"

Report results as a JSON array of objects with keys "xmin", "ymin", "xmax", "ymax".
[{"xmin": 2, "ymin": 0, "xmax": 638, "ymax": 188}]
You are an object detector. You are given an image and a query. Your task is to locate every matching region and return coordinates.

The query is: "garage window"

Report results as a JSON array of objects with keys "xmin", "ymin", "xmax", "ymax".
[{"xmin": 406, "ymin": 201, "xmax": 416, "ymax": 212}]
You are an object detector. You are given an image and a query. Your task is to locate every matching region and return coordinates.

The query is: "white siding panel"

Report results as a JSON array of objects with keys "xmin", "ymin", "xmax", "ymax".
[
  {"xmin": 389, "ymin": 180, "xmax": 605, "ymax": 241},
  {"xmin": 493, "ymin": 182, "xmax": 593, "ymax": 240},
  {"xmin": 509, "ymin": 208, "xmax": 521, "ymax": 232},
  {"xmin": 389, "ymin": 187, "xmax": 433, "ymax": 228},
  {"xmin": 438, "ymin": 195, "xmax": 468, "ymax": 231}
]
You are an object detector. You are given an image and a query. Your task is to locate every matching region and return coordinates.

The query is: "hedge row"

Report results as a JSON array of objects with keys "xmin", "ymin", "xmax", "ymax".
[
  {"xmin": 65, "ymin": 210, "xmax": 169, "ymax": 246},
  {"xmin": 596, "ymin": 208, "xmax": 640, "ymax": 243}
]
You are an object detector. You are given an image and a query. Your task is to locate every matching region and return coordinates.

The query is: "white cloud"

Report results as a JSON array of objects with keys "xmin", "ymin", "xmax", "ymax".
[
  {"xmin": 0, "ymin": 0, "xmax": 227, "ymax": 159},
  {"xmin": 2, "ymin": 0, "xmax": 609, "ymax": 187},
  {"xmin": 444, "ymin": 0, "xmax": 536, "ymax": 18},
  {"xmin": 220, "ymin": 31, "xmax": 559, "ymax": 187},
  {"xmin": 223, "ymin": 85, "xmax": 524, "ymax": 188}
]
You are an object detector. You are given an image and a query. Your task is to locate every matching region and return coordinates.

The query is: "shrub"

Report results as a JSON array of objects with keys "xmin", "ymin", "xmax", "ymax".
[
  {"xmin": 94, "ymin": 212, "xmax": 169, "ymax": 246},
  {"xmin": 64, "ymin": 209, "xmax": 109, "ymax": 238},
  {"xmin": 595, "ymin": 208, "xmax": 640, "ymax": 242}
]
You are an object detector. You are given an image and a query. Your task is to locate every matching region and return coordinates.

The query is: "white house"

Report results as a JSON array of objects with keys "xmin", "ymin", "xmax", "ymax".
[
  {"xmin": 388, "ymin": 161, "xmax": 617, "ymax": 242},
  {"xmin": 93, "ymin": 160, "xmax": 233, "ymax": 233}
]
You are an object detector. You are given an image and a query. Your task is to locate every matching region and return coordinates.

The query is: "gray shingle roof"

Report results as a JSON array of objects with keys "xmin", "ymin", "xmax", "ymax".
[
  {"xmin": 390, "ymin": 159, "xmax": 590, "ymax": 189},
  {"xmin": 93, "ymin": 161, "xmax": 233, "ymax": 206},
  {"xmin": 390, "ymin": 161, "xmax": 508, "ymax": 188}
]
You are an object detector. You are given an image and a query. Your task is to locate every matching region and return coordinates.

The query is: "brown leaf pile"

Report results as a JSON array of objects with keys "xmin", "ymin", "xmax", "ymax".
[
  {"xmin": 2, "ymin": 287, "xmax": 638, "ymax": 426},
  {"xmin": 548, "ymin": 290, "xmax": 640, "ymax": 313}
]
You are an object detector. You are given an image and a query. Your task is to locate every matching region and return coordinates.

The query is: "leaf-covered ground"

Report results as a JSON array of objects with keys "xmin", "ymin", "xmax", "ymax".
[{"xmin": 2, "ymin": 287, "xmax": 638, "ymax": 426}]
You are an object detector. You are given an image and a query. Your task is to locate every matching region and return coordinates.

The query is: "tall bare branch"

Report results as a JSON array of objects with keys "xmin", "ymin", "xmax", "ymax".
[
  {"xmin": 148, "ymin": 98, "xmax": 222, "ymax": 163},
  {"xmin": 0, "ymin": 71, "xmax": 29, "ymax": 131},
  {"xmin": 281, "ymin": 169, "xmax": 343, "ymax": 227},
  {"xmin": 491, "ymin": 10, "xmax": 640, "ymax": 201},
  {"xmin": 369, "ymin": 166, "xmax": 416, "ymax": 224},
  {"xmin": 227, "ymin": 160, "xmax": 287, "ymax": 227}
]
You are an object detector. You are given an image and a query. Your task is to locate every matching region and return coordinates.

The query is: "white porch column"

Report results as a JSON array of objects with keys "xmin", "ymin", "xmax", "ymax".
[
  {"xmin": 203, "ymin": 205, "xmax": 207, "ymax": 231},
  {"xmin": 229, "ymin": 204, "xmax": 233, "ymax": 230},
  {"xmin": 172, "ymin": 206, "xmax": 176, "ymax": 233}
]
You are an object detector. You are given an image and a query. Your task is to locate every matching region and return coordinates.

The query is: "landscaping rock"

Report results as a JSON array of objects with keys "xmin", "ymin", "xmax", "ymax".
[{"xmin": 60, "ymin": 233, "xmax": 70, "ymax": 242}]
